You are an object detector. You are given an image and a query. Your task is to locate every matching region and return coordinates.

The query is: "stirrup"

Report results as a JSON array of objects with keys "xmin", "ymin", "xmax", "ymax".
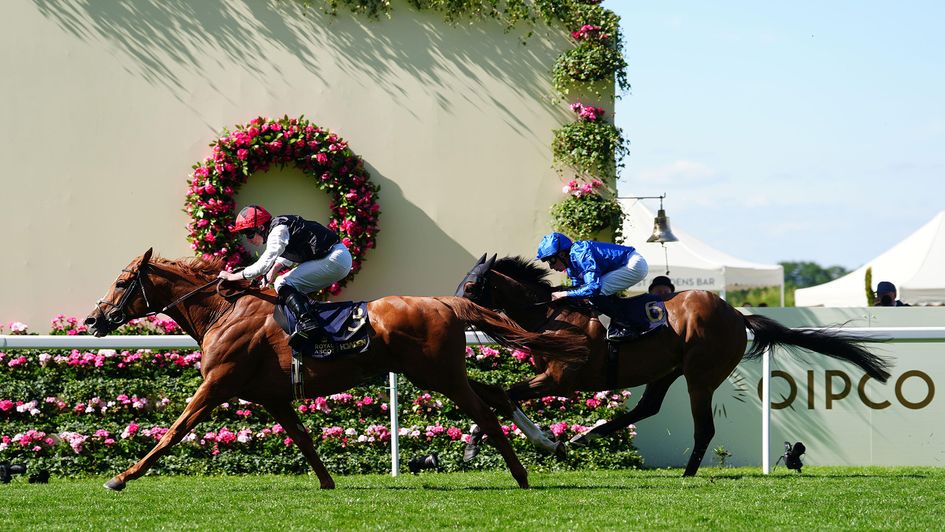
[{"xmin": 606, "ymin": 324, "xmax": 639, "ymax": 342}]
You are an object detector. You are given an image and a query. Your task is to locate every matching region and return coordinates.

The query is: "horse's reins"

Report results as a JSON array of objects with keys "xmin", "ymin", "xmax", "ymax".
[
  {"xmin": 158, "ymin": 268, "xmax": 256, "ymax": 314},
  {"xmin": 158, "ymin": 277, "xmax": 224, "ymax": 315},
  {"xmin": 98, "ymin": 265, "xmax": 252, "ymax": 327}
]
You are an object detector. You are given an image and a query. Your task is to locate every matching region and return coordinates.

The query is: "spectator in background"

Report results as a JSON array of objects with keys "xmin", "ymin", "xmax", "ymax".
[
  {"xmin": 648, "ymin": 275, "xmax": 675, "ymax": 297},
  {"xmin": 874, "ymin": 281, "xmax": 910, "ymax": 307}
]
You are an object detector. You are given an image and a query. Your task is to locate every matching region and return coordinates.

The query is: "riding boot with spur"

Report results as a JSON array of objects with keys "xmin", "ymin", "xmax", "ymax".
[{"xmin": 278, "ymin": 285, "xmax": 321, "ymax": 347}]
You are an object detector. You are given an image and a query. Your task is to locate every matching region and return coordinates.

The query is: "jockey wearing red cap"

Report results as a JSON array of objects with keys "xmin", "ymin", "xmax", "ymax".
[{"xmin": 218, "ymin": 205, "xmax": 352, "ymax": 345}]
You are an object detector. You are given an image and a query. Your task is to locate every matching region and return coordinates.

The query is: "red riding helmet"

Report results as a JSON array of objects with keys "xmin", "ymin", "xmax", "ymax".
[{"xmin": 232, "ymin": 205, "xmax": 272, "ymax": 233}]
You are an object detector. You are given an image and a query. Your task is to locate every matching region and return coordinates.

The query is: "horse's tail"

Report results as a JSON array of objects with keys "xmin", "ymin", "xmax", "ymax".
[
  {"xmin": 437, "ymin": 297, "xmax": 588, "ymax": 364},
  {"xmin": 743, "ymin": 314, "xmax": 892, "ymax": 383}
]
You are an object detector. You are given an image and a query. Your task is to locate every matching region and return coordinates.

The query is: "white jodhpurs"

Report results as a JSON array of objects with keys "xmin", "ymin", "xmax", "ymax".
[
  {"xmin": 273, "ymin": 243, "xmax": 353, "ymax": 295},
  {"xmin": 600, "ymin": 251, "xmax": 649, "ymax": 295}
]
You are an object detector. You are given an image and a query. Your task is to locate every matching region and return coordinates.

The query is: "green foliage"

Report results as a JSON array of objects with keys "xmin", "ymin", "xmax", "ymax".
[
  {"xmin": 552, "ymin": 41, "xmax": 628, "ymax": 95},
  {"xmin": 713, "ymin": 445, "xmax": 732, "ymax": 467},
  {"xmin": 551, "ymin": 119, "xmax": 628, "ymax": 177},
  {"xmin": 781, "ymin": 261, "xmax": 850, "ymax": 288},
  {"xmin": 550, "ymin": 193, "xmax": 623, "ymax": 242},
  {"xmin": 865, "ymin": 266, "xmax": 875, "ymax": 306},
  {"xmin": 729, "ymin": 261, "xmax": 851, "ymax": 307},
  {"xmin": 726, "ymin": 286, "xmax": 788, "ymax": 308}
]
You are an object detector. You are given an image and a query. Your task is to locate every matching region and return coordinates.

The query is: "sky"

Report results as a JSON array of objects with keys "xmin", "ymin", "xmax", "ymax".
[{"xmin": 605, "ymin": 1, "xmax": 944, "ymax": 269}]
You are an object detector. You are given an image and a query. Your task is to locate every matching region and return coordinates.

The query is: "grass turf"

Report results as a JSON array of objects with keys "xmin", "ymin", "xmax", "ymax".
[{"xmin": 3, "ymin": 468, "xmax": 943, "ymax": 530}]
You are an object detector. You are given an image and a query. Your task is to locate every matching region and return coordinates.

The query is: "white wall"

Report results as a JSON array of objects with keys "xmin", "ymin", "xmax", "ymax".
[
  {"xmin": 0, "ymin": 1, "xmax": 589, "ymax": 328},
  {"xmin": 630, "ymin": 307, "xmax": 945, "ymax": 468}
]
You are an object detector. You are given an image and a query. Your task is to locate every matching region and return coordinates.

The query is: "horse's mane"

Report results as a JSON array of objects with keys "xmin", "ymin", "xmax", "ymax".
[
  {"xmin": 491, "ymin": 256, "xmax": 555, "ymax": 292},
  {"xmin": 151, "ymin": 255, "xmax": 228, "ymax": 281},
  {"xmin": 491, "ymin": 256, "xmax": 594, "ymax": 314}
]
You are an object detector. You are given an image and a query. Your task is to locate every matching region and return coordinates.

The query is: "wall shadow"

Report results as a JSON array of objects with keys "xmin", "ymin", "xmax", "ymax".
[{"xmin": 31, "ymin": 0, "xmax": 570, "ymax": 144}]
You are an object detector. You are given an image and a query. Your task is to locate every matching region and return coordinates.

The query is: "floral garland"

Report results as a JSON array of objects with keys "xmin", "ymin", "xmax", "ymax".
[
  {"xmin": 184, "ymin": 115, "xmax": 380, "ymax": 297},
  {"xmin": 551, "ymin": 103, "xmax": 627, "ymax": 242}
]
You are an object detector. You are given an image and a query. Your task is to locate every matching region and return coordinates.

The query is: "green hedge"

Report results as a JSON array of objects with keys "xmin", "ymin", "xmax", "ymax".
[{"xmin": 1, "ymin": 316, "xmax": 641, "ymax": 477}]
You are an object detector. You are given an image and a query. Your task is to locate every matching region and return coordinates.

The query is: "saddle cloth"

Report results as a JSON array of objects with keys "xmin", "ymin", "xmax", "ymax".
[
  {"xmin": 274, "ymin": 300, "xmax": 373, "ymax": 359},
  {"xmin": 602, "ymin": 293, "xmax": 668, "ymax": 341}
]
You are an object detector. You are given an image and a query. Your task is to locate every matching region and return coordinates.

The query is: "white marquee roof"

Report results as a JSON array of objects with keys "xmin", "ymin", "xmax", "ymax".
[{"xmin": 795, "ymin": 211, "xmax": 945, "ymax": 306}]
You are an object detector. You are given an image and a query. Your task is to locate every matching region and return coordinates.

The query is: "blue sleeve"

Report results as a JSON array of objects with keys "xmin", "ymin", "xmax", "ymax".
[{"xmin": 565, "ymin": 246, "xmax": 602, "ymax": 298}]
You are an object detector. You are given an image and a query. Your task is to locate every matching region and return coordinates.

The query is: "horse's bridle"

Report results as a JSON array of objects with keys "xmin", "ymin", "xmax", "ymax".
[
  {"xmin": 95, "ymin": 264, "xmax": 154, "ymax": 328},
  {"xmin": 95, "ymin": 263, "xmax": 225, "ymax": 329}
]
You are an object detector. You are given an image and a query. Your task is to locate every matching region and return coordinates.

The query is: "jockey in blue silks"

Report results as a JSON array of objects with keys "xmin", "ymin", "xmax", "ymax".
[{"xmin": 536, "ymin": 232, "xmax": 649, "ymax": 330}]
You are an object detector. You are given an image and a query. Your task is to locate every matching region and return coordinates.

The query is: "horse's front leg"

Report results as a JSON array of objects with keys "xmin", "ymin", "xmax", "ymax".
[
  {"xmin": 104, "ymin": 377, "xmax": 223, "ymax": 491},
  {"xmin": 263, "ymin": 401, "xmax": 335, "ymax": 489},
  {"xmin": 464, "ymin": 372, "xmax": 566, "ymax": 461}
]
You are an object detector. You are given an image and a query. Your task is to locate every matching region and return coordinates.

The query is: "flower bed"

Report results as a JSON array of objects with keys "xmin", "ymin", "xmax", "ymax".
[{"xmin": 1, "ymin": 318, "xmax": 642, "ymax": 476}]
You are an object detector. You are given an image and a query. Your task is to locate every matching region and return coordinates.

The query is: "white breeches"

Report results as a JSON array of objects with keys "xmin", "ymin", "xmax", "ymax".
[
  {"xmin": 600, "ymin": 251, "xmax": 649, "ymax": 295},
  {"xmin": 273, "ymin": 243, "xmax": 353, "ymax": 294}
]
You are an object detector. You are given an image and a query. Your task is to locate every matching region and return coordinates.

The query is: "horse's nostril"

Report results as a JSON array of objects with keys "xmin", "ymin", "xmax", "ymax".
[{"xmin": 84, "ymin": 316, "xmax": 97, "ymax": 326}]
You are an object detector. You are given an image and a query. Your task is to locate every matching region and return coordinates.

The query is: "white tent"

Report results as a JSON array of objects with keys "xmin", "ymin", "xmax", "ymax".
[
  {"xmin": 620, "ymin": 199, "xmax": 784, "ymax": 302},
  {"xmin": 795, "ymin": 211, "xmax": 945, "ymax": 307}
]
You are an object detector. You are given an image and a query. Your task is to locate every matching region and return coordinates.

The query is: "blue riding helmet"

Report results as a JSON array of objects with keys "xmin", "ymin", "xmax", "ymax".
[{"xmin": 536, "ymin": 232, "xmax": 573, "ymax": 261}]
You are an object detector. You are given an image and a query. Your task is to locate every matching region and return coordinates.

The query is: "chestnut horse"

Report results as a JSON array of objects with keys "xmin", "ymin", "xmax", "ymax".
[
  {"xmin": 84, "ymin": 249, "xmax": 588, "ymax": 490},
  {"xmin": 457, "ymin": 255, "xmax": 892, "ymax": 476}
]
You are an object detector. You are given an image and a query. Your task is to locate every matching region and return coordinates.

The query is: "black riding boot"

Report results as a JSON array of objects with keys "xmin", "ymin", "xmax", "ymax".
[
  {"xmin": 591, "ymin": 295, "xmax": 637, "ymax": 342},
  {"xmin": 278, "ymin": 286, "xmax": 321, "ymax": 344}
]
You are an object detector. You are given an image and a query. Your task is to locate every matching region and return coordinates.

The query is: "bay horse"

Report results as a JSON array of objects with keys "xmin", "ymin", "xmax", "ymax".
[
  {"xmin": 456, "ymin": 255, "xmax": 892, "ymax": 476},
  {"xmin": 83, "ymin": 249, "xmax": 588, "ymax": 490}
]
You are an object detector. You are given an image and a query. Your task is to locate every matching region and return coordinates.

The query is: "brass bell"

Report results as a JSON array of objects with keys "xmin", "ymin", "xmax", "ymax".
[{"xmin": 647, "ymin": 208, "xmax": 679, "ymax": 243}]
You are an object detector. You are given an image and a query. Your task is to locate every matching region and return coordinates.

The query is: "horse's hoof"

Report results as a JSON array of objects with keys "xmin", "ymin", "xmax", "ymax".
[
  {"xmin": 320, "ymin": 480, "xmax": 336, "ymax": 489},
  {"xmin": 568, "ymin": 432, "xmax": 594, "ymax": 447},
  {"xmin": 103, "ymin": 478, "xmax": 125, "ymax": 491},
  {"xmin": 553, "ymin": 441, "xmax": 568, "ymax": 460},
  {"xmin": 463, "ymin": 443, "xmax": 480, "ymax": 462}
]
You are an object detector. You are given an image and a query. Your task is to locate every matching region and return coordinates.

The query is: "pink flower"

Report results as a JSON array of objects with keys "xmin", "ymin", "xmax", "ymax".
[
  {"xmin": 236, "ymin": 149, "xmax": 249, "ymax": 160},
  {"xmin": 121, "ymin": 423, "xmax": 140, "ymax": 439},
  {"xmin": 549, "ymin": 422, "xmax": 568, "ymax": 437},
  {"xmin": 316, "ymin": 153, "xmax": 328, "ymax": 165}
]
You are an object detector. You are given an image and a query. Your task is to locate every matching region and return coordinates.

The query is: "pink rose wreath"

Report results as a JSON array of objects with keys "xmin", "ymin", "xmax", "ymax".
[{"xmin": 184, "ymin": 115, "xmax": 380, "ymax": 298}]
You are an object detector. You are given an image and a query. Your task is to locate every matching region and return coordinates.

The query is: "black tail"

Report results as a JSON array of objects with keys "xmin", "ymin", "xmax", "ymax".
[{"xmin": 743, "ymin": 314, "xmax": 893, "ymax": 383}]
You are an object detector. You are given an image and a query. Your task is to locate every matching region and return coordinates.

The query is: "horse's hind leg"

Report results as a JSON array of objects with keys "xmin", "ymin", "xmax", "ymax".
[
  {"xmin": 442, "ymin": 383, "xmax": 529, "ymax": 489},
  {"xmin": 263, "ymin": 401, "xmax": 335, "ymax": 489},
  {"xmin": 683, "ymin": 385, "xmax": 716, "ymax": 477},
  {"xmin": 570, "ymin": 368, "xmax": 683, "ymax": 446},
  {"xmin": 104, "ymin": 378, "xmax": 223, "ymax": 491}
]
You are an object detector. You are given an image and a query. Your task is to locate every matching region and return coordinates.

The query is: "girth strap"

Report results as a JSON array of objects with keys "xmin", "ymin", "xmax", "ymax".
[
  {"xmin": 291, "ymin": 353, "xmax": 305, "ymax": 400},
  {"xmin": 606, "ymin": 342, "xmax": 619, "ymax": 390}
]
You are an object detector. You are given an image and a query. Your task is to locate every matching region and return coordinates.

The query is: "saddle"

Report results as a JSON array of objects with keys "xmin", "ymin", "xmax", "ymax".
[
  {"xmin": 596, "ymin": 293, "xmax": 668, "ymax": 342},
  {"xmin": 274, "ymin": 300, "xmax": 373, "ymax": 359},
  {"xmin": 596, "ymin": 293, "xmax": 669, "ymax": 389}
]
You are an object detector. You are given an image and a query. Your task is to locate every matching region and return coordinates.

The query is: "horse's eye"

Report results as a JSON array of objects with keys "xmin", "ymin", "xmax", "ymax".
[{"xmin": 116, "ymin": 279, "xmax": 130, "ymax": 288}]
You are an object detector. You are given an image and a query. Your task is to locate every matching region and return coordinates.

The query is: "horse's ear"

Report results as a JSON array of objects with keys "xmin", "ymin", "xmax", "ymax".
[
  {"xmin": 485, "ymin": 254, "xmax": 497, "ymax": 270},
  {"xmin": 141, "ymin": 248, "xmax": 153, "ymax": 267},
  {"xmin": 476, "ymin": 253, "xmax": 486, "ymax": 266}
]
